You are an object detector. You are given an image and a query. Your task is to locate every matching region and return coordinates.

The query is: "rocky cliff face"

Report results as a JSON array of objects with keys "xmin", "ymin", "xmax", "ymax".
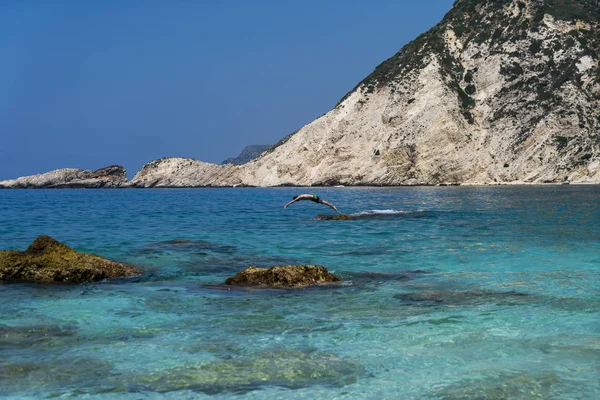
[
  {"xmin": 1, "ymin": 0, "xmax": 598, "ymax": 188},
  {"xmin": 0, "ymin": 166, "xmax": 127, "ymax": 188},
  {"xmin": 128, "ymin": 157, "xmax": 242, "ymax": 187},
  {"xmin": 120, "ymin": 0, "xmax": 600, "ymax": 187},
  {"xmin": 222, "ymin": 145, "xmax": 270, "ymax": 165},
  {"xmin": 238, "ymin": 0, "xmax": 600, "ymax": 186}
]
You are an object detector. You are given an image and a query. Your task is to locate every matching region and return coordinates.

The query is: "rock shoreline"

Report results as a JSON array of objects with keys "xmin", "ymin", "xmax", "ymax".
[{"xmin": 1, "ymin": 161, "xmax": 597, "ymax": 189}]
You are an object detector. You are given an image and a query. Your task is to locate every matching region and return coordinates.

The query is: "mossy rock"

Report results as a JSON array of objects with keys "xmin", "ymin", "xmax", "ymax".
[
  {"xmin": 0, "ymin": 235, "xmax": 141, "ymax": 283},
  {"xmin": 225, "ymin": 265, "xmax": 340, "ymax": 288},
  {"xmin": 316, "ymin": 213, "xmax": 353, "ymax": 220}
]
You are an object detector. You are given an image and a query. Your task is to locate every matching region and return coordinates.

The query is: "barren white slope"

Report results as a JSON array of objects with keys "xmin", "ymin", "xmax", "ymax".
[
  {"xmin": 0, "ymin": 166, "xmax": 127, "ymax": 188},
  {"xmin": 130, "ymin": 0, "xmax": 600, "ymax": 187},
  {"xmin": 128, "ymin": 158, "xmax": 241, "ymax": 187}
]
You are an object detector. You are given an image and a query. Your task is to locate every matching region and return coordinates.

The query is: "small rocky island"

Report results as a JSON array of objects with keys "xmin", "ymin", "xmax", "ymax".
[
  {"xmin": 0, "ymin": 236, "xmax": 141, "ymax": 283},
  {"xmin": 225, "ymin": 265, "xmax": 340, "ymax": 288}
]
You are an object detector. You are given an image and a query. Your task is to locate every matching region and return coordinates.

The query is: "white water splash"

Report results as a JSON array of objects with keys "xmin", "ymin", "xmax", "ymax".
[{"xmin": 353, "ymin": 209, "xmax": 408, "ymax": 216}]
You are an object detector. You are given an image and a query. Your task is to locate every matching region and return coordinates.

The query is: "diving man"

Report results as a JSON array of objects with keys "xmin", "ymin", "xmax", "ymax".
[{"xmin": 284, "ymin": 194, "xmax": 338, "ymax": 212}]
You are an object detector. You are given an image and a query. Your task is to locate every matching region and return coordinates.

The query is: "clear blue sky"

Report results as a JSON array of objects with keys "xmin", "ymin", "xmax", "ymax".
[{"xmin": 0, "ymin": 0, "xmax": 454, "ymax": 180}]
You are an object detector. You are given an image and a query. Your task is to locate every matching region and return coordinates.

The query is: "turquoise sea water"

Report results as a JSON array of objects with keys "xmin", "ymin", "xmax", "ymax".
[{"xmin": 1, "ymin": 186, "xmax": 599, "ymax": 399}]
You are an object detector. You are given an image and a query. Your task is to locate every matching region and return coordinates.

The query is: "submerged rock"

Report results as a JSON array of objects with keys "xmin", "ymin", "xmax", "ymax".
[
  {"xmin": 428, "ymin": 372, "xmax": 574, "ymax": 400},
  {"xmin": 225, "ymin": 265, "xmax": 340, "ymax": 288},
  {"xmin": 344, "ymin": 270, "xmax": 429, "ymax": 282},
  {"xmin": 0, "ymin": 236, "xmax": 141, "ymax": 283},
  {"xmin": 394, "ymin": 290, "xmax": 529, "ymax": 306},
  {"xmin": 128, "ymin": 349, "xmax": 364, "ymax": 394},
  {"xmin": 134, "ymin": 238, "xmax": 236, "ymax": 255},
  {"xmin": 0, "ymin": 358, "xmax": 113, "ymax": 396},
  {"xmin": 0, "ymin": 324, "xmax": 78, "ymax": 348}
]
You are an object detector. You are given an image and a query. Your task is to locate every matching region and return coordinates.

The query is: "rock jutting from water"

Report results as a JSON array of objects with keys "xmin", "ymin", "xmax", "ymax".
[
  {"xmin": 316, "ymin": 214, "xmax": 353, "ymax": 220},
  {"xmin": 225, "ymin": 265, "xmax": 340, "ymax": 288},
  {"xmin": 0, "ymin": 235, "xmax": 141, "ymax": 283}
]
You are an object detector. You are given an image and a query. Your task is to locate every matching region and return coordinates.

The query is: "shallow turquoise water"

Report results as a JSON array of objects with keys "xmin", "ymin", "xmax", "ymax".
[{"xmin": 1, "ymin": 186, "xmax": 599, "ymax": 399}]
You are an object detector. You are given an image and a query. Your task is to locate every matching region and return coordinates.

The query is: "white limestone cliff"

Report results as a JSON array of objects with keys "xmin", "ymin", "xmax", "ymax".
[
  {"xmin": 129, "ymin": 0, "xmax": 600, "ymax": 187},
  {"xmin": 128, "ymin": 158, "xmax": 242, "ymax": 187},
  {"xmin": 2, "ymin": 0, "xmax": 599, "ymax": 188}
]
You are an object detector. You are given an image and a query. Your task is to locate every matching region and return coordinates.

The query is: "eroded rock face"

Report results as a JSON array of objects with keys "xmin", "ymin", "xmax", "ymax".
[
  {"xmin": 128, "ymin": 157, "xmax": 242, "ymax": 188},
  {"xmin": 225, "ymin": 265, "xmax": 340, "ymax": 287},
  {"xmin": 0, "ymin": 166, "xmax": 127, "ymax": 188},
  {"xmin": 0, "ymin": 236, "xmax": 141, "ymax": 283}
]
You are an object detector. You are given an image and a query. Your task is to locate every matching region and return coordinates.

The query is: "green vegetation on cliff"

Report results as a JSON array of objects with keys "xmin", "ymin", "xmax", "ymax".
[{"xmin": 337, "ymin": 0, "xmax": 599, "ymax": 118}]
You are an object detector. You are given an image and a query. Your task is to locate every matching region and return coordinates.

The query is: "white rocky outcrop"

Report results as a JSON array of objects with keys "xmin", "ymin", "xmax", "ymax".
[
  {"xmin": 0, "ymin": 166, "xmax": 127, "ymax": 188},
  {"xmin": 128, "ymin": 158, "xmax": 241, "ymax": 187}
]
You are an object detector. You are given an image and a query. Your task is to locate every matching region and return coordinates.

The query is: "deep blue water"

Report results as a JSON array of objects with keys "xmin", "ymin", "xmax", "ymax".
[{"xmin": 1, "ymin": 186, "xmax": 599, "ymax": 399}]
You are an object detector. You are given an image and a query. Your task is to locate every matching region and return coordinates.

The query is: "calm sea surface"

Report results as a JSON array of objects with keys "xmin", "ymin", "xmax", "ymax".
[{"xmin": 1, "ymin": 186, "xmax": 599, "ymax": 399}]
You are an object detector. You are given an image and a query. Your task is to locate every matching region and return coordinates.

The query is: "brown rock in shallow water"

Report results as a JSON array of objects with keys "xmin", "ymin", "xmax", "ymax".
[
  {"xmin": 0, "ymin": 235, "xmax": 141, "ymax": 283},
  {"xmin": 316, "ymin": 214, "xmax": 352, "ymax": 220},
  {"xmin": 225, "ymin": 265, "xmax": 340, "ymax": 288}
]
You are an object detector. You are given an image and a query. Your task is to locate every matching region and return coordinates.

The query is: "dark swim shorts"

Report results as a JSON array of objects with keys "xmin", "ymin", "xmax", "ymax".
[{"xmin": 311, "ymin": 194, "xmax": 321, "ymax": 203}]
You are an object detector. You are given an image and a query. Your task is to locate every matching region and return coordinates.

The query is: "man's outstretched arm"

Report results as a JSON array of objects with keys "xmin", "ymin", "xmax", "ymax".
[
  {"xmin": 321, "ymin": 200, "xmax": 338, "ymax": 212},
  {"xmin": 284, "ymin": 199, "xmax": 298, "ymax": 208}
]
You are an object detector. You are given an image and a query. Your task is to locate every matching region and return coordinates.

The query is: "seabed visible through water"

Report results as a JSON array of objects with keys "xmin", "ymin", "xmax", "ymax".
[{"xmin": 1, "ymin": 186, "xmax": 599, "ymax": 399}]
